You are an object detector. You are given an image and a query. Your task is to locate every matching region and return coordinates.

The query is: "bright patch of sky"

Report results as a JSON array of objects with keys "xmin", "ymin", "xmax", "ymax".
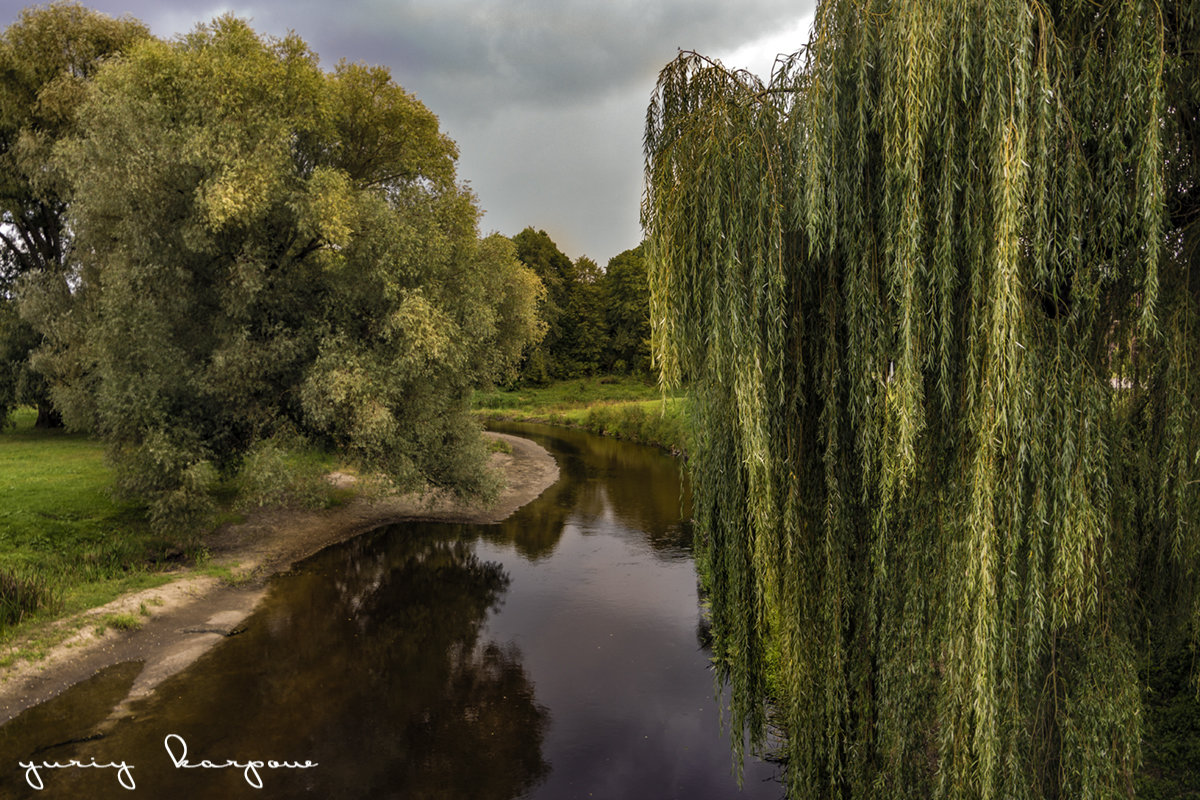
[{"xmin": 714, "ymin": 12, "xmax": 814, "ymax": 80}]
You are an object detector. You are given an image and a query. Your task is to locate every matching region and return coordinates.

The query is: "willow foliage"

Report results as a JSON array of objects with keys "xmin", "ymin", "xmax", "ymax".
[{"xmin": 644, "ymin": 2, "xmax": 1199, "ymax": 798}]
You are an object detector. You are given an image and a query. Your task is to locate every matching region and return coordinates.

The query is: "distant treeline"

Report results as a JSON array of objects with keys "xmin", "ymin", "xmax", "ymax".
[{"xmin": 509, "ymin": 228, "xmax": 650, "ymax": 384}]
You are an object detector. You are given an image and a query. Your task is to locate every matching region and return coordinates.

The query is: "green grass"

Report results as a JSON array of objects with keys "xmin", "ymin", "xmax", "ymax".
[
  {"xmin": 486, "ymin": 437, "xmax": 514, "ymax": 455},
  {"xmin": 0, "ymin": 408, "xmax": 179, "ymax": 641},
  {"xmin": 93, "ymin": 611, "xmax": 143, "ymax": 637},
  {"xmin": 474, "ymin": 375, "xmax": 666, "ymax": 412},
  {"xmin": 474, "ymin": 376, "xmax": 691, "ymax": 454},
  {"xmin": 0, "ymin": 567, "xmax": 54, "ymax": 628},
  {"xmin": 194, "ymin": 559, "xmax": 258, "ymax": 587}
]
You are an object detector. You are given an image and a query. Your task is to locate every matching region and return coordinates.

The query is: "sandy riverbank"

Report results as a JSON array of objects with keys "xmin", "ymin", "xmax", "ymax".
[{"xmin": 0, "ymin": 431, "xmax": 558, "ymax": 726}]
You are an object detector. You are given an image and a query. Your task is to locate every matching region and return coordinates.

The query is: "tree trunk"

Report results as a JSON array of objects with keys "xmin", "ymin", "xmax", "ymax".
[{"xmin": 34, "ymin": 400, "xmax": 62, "ymax": 429}]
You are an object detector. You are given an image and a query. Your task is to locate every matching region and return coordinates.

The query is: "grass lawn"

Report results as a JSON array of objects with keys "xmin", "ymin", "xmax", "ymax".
[
  {"xmin": 474, "ymin": 375, "xmax": 691, "ymax": 454},
  {"xmin": 0, "ymin": 409, "xmax": 177, "ymax": 643}
]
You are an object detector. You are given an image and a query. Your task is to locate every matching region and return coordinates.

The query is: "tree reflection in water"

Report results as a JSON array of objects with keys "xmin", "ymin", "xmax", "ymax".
[
  {"xmin": 4, "ymin": 526, "xmax": 549, "ymax": 800},
  {"xmin": 484, "ymin": 422, "xmax": 693, "ymax": 560}
]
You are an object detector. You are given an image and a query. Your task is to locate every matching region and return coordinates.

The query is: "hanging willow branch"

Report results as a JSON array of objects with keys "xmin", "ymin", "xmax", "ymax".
[{"xmin": 644, "ymin": 1, "xmax": 1199, "ymax": 798}]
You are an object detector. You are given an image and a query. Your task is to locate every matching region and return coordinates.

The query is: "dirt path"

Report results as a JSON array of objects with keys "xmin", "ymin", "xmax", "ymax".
[{"xmin": 0, "ymin": 432, "xmax": 558, "ymax": 726}]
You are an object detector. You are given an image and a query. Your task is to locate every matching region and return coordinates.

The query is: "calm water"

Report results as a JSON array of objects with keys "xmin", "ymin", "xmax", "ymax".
[{"xmin": 1, "ymin": 424, "xmax": 781, "ymax": 799}]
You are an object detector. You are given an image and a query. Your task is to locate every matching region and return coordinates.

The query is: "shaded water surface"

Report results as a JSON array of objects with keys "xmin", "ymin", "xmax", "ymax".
[{"xmin": 2, "ymin": 424, "xmax": 780, "ymax": 799}]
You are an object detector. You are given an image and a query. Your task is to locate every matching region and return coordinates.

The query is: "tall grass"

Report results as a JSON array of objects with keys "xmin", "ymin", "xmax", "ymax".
[{"xmin": 0, "ymin": 567, "xmax": 56, "ymax": 628}]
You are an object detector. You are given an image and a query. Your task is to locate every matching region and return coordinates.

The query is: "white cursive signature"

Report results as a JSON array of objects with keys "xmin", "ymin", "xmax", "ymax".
[
  {"xmin": 163, "ymin": 733, "xmax": 318, "ymax": 788},
  {"xmin": 19, "ymin": 757, "xmax": 136, "ymax": 791}
]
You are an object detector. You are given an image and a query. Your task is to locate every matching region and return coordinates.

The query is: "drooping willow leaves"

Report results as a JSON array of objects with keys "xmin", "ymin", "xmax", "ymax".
[{"xmin": 643, "ymin": 1, "xmax": 1199, "ymax": 798}]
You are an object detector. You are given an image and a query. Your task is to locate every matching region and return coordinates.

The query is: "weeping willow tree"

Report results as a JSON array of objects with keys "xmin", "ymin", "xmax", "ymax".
[{"xmin": 644, "ymin": 1, "xmax": 1199, "ymax": 798}]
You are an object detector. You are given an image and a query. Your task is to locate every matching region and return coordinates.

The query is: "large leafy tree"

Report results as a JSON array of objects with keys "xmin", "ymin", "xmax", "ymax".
[
  {"xmin": 27, "ymin": 17, "xmax": 542, "ymax": 532},
  {"xmin": 565, "ymin": 254, "xmax": 607, "ymax": 376},
  {"xmin": 602, "ymin": 243, "xmax": 650, "ymax": 374},
  {"xmin": 512, "ymin": 227, "xmax": 576, "ymax": 382},
  {"xmin": 644, "ymin": 1, "xmax": 1198, "ymax": 798},
  {"xmin": 0, "ymin": 2, "xmax": 148, "ymax": 426}
]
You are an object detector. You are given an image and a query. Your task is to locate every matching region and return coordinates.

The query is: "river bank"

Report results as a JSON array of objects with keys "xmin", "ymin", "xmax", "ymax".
[
  {"xmin": 0, "ymin": 431, "xmax": 558, "ymax": 726},
  {"xmin": 474, "ymin": 376, "xmax": 690, "ymax": 455}
]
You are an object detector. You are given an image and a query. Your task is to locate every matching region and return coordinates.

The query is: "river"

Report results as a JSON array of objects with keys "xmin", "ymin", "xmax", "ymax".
[{"xmin": 2, "ymin": 423, "xmax": 781, "ymax": 799}]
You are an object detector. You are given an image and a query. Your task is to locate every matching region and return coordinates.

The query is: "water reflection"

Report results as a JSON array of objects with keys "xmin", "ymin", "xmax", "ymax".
[
  {"xmin": 3, "ymin": 528, "xmax": 549, "ymax": 799},
  {"xmin": 485, "ymin": 422, "xmax": 693, "ymax": 558},
  {"xmin": 0, "ymin": 662, "xmax": 143, "ymax": 770}
]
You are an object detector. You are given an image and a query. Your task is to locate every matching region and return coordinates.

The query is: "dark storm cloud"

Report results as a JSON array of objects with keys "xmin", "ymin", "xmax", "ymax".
[
  {"xmin": 2, "ymin": 0, "xmax": 815, "ymax": 260},
  {"xmin": 160, "ymin": 0, "xmax": 804, "ymax": 116}
]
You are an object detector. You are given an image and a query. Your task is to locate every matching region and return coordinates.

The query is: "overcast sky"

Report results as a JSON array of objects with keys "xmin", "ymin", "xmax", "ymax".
[{"xmin": 2, "ymin": 0, "xmax": 816, "ymax": 263}]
